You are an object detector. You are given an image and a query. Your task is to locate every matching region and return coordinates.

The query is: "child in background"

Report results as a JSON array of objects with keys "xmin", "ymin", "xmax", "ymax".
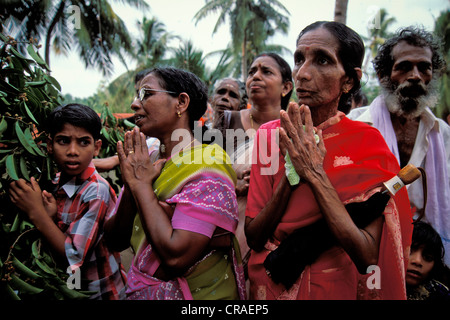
[
  {"xmin": 406, "ymin": 221, "xmax": 450, "ymax": 300},
  {"xmin": 9, "ymin": 103, "xmax": 126, "ymax": 299}
]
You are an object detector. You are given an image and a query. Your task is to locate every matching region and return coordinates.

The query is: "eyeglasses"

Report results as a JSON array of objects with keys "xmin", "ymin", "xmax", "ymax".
[{"xmin": 136, "ymin": 87, "xmax": 176, "ymax": 102}]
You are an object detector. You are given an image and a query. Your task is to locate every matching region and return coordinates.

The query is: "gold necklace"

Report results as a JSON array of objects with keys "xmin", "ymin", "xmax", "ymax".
[{"xmin": 249, "ymin": 111, "xmax": 256, "ymax": 129}]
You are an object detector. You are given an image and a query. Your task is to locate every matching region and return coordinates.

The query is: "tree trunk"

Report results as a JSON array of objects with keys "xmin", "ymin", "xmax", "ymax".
[
  {"xmin": 44, "ymin": 1, "xmax": 66, "ymax": 72},
  {"xmin": 334, "ymin": 0, "xmax": 349, "ymax": 24},
  {"xmin": 241, "ymin": 32, "xmax": 247, "ymax": 82}
]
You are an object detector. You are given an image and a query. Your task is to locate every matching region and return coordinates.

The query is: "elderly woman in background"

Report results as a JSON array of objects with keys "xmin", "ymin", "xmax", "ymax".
[
  {"xmin": 211, "ymin": 77, "xmax": 247, "ymax": 129},
  {"xmin": 214, "ymin": 53, "xmax": 293, "ymax": 275},
  {"xmin": 104, "ymin": 67, "xmax": 246, "ymax": 300},
  {"xmin": 245, "ymin": 21, "xmax": 413, "ymax": 300}
]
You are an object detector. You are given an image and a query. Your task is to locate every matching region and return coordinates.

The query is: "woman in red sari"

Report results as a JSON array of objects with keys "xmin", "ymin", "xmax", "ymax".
[{"xmin": 245, "ymin": 21, "xmax": 413, "ymax": 300}]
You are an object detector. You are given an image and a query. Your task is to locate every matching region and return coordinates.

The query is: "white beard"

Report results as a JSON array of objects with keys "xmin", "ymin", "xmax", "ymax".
[{"xmin": 380, "ymin": 77, "xmax": 439, "ymax": 120}]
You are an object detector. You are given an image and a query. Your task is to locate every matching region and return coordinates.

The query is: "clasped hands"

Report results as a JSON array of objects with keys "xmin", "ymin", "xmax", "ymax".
[
  {"xmin": 117, "ymin": 127, "xmax": 165, "ymax": 191},
  {"xmin": 278, "ymin": 103, "xmax": 327, "ymax": 182}
]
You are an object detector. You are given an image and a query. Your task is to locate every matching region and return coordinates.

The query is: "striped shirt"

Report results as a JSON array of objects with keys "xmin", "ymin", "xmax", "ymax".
[{"xmin": 54, "ymin": 162, "xmax": 126, "ymax": 299}]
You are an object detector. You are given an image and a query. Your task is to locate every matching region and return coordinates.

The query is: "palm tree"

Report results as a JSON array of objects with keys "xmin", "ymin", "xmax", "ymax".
[
  {"xmin": 194, "ymin": 0, "xmax": 290, "ymax": 80},
  {"xmin": 169, "ymin": 40, "xmax": 252, "ymax": 94},
  {"xmin": 169, "ymin": 39, "xmax": 208, "ymax": 80},
  {"xmin": 134, "ymin": 17, "xmax": 179, "ymax": 70},
  {"xmin": 362, "ymin": 8, "xmax": 396, "ymax": 74},
  {"xmin": 358, "ymin": 8, "xmax": 396, "ymax": 102},
  {"xmin": 1, "ymin": 0, "xmax": 148, "ymax": 76},
  {"xmin": 334, "ymin": 0, "xmax": 348, "ymax": 24},
  {"xmin": 90, "ymin": 17, "xmax": 177, "ymax": 114},
  {"xmin": 98, "ymin": 69, "xmax": 137, "ymax": 113}
]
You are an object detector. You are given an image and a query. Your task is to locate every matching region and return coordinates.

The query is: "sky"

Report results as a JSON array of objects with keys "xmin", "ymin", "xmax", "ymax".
[{"xmin": 48, "ymin": 0, "xmax": 449, "ymax": 99}]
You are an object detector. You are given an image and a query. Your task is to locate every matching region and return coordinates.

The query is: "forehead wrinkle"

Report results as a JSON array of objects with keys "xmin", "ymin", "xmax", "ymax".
[
  {"xmin": 55, "ymin": 133, "xmax": 92, "ymax": 140},
  {"xmin": 296, "ymin": 45, "xmax": 336, "ymax": 58}
]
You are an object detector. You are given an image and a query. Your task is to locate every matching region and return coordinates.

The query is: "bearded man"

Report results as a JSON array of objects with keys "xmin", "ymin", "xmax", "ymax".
[{"xmin": 348, "ymin": 27, "xmax": 450, "ymax": 266}]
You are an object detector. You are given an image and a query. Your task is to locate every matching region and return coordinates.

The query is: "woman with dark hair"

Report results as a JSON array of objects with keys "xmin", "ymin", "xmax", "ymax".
[
  {"xmin": 215, "ymin": 52, "xmax": 293, "ymax": 150},
  {"xmin": 214, "ymin": 53, "xmax": 293, "ymax": 272},
  {"xmin": 104, "ymin": 67, "xmax": 246, "ymax": 300},
  {"xmin": 245, "ymin": 21, "xmax": 413, "ymax": 300}
]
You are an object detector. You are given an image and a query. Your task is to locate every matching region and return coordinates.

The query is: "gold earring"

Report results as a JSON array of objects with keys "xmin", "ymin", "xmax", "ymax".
[
  {"xmin": 177, "ymin": 111, "xmax": 182, "ymax": 118},
  {"xmin": 343, "ymin": 88, "xmax": 349, "ymax": 94},
  {"xmin": 282, "ymin": 93, "xmax": 286, "ymax": 97}
]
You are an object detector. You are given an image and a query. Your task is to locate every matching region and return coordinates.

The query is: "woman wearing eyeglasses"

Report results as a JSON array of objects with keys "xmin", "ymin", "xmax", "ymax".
[{"xmin": 104, "ymin": 67, "xmax": 246, "ymax": 300}]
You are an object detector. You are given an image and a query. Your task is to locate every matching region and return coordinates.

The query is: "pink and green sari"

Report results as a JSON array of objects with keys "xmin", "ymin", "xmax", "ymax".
[{"xmin": 125, "ymin": 144, "xmax": 246, "ymax": 300}]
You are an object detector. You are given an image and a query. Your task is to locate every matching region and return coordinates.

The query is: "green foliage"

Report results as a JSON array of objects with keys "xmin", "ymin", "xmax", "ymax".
[
  {"xmin": 0, "ymin": 33, "xmax": 91, "ymax": 300},
  {"xmin": 97, "ymin": 103, "xmax": 135, "ymax": 194},
  {"xmin": 169, "ymin": 40, "xmax": 208, "ymax": 81},
  {"xmin": 2, "ymin": 0, "xmax": 149, "ymax": 77},
  {"xmin": 194, "ymin": 0, "xmax": 290, "ymax": 80}
]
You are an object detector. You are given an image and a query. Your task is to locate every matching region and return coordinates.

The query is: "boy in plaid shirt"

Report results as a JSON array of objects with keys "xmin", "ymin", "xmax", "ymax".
[{"xmin": 9, "ymin": 104, "xmax": 126, "ymax": 299}]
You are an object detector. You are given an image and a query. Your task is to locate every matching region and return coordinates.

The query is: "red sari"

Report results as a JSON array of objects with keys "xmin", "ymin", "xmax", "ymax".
[{"xmin": 245, "ymin": 115, "xmax": 413, "ymax": 300}]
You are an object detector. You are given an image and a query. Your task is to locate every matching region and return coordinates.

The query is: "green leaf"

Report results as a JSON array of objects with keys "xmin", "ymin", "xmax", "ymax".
[
  {"xmin": 15, "ymin": 121, "xmax": 37, "ymax": 156},
  {"xmin": 12, "ymin": 256, "xmax": 42, "ymax": 280},
  {"xmin": 0, "ymin": 79, "xmax": 20, "ymax": 94},
  {"xmin": 44, "ymin": 75, "xmax": 61, "ymax": 91},
  {"xmin": 105, "ymin": 106, "xmax": 117, "ymax": 127},
  {"xmin": 26, "ymin": 44, "xmax": 50, "ymax": 71},
  {"xmin": 9, "ymin": 274, "xmax": 44, "ymax": 294},
  {"xmin": 34, "ymin": 258, "xmax": 57, "ymax": 276},
  {"xmin": 20, "ymin": 219, "xmax": 34, "ymax": 232},
  {"xmin": 1, "ymin": 97, "xmax": 11, "ymax": 106},
  {"xmin": 25, "ymin": 80, "xmax": 47, "ymax": 87},
  {"xmin": 23, "ymin": 101, "xmax": 39, "ymax": 125},
  {"xmin": 24, "ymin": 127, "xmax": 46, "ymax": 157},
  {"xmin": 10, "ymin": 212, "xmax": 21, "ymax": 232},
  {"xmin": 0, "ymin": 116, "xmax": 8, "ymax": 138},
  {"xmin": 19, "ymin": 155, "xmax": 30, "ymax": 181},
  {"xmin": 101, "ymin": 127, "xmax": 110, "ymax": 142},
  {"xmin": 2, "ymin": 283, "xmax": 21, "ymax": 300},
  {"xmin": 6, "ymin": 153, "xmax": 19, "ymax": 180},
  {"xmin": 9, "ymin": 46, "xmax": 27, "ymax": 60},
  {"xmin": 57, "ymin": 284, "xmax": 90, "ymax": 300},
  {"xmin": 123, "ymin": 119, "xmax": 136, "ymax": 129},
  {"xmin": 31, "ymin": 239, "xmax": 41, "ymax": 259},
  {"xmin": 46, "ymin": 157, "xmax": 53, "ymax": 181}
]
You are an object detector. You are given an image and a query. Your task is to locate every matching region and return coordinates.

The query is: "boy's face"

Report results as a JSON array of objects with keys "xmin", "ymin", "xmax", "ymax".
[
  {"xmin": 47, "ymin": 123, "xmax": 101, "ymax": 177},
  {"xmin": 406, "ymin": 244, "xmax": 435, "ymax": 287}
]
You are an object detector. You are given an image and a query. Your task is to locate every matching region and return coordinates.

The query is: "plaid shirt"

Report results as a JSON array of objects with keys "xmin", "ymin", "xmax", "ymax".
[{"xmin": 54, "ymin": 162, "xmax": 126, "ymax": 300}]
